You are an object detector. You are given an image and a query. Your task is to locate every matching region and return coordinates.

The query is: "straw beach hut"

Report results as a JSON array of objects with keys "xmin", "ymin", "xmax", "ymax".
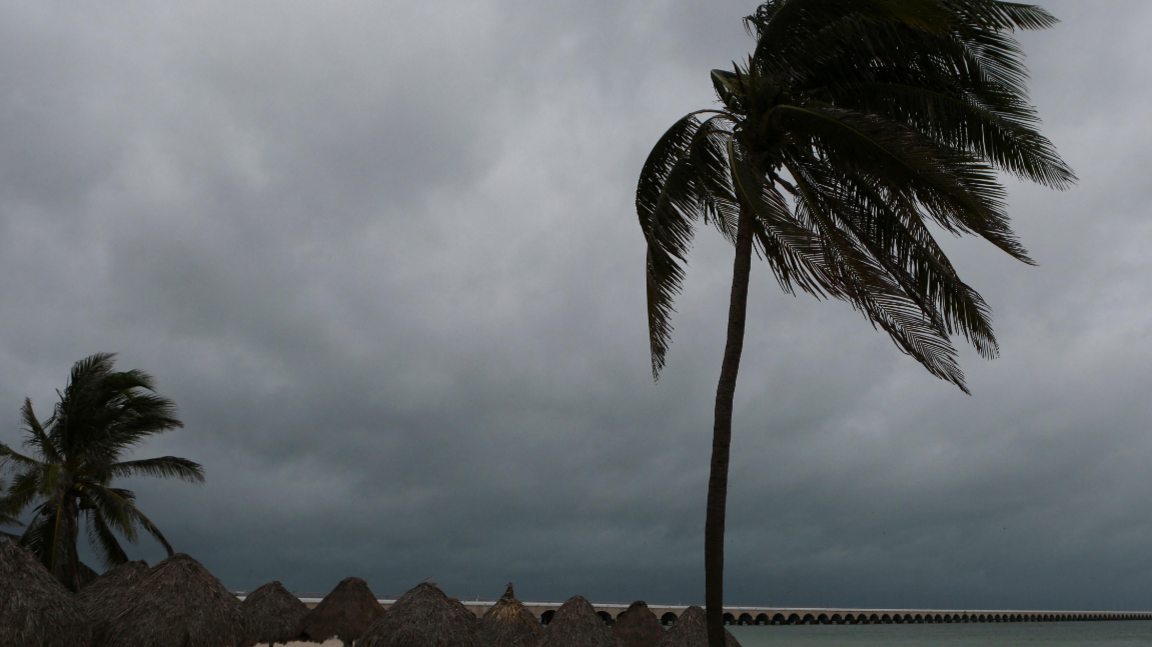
[
  {"xmin": 359, "ymin": 581, "xmax": 478, "ymax": 647},
  {"xmin": 0, "ymin": 540, "xmax": 92, "ymax": 647},
  {"xmin": 535, "ymin": 596, "xmax": 618, "ymax": 647},
  {"xmin": 612, "ymin": 601, "xmax": 663, "ymax": 647},
  {"xmin": 97, "ymin": 552, "xmax": 247, "ymax": 647},
  {"xmin": 244, "ymin": 581, "xmax": 309, "ymax": 647},
  {"xmin": 477, "ymin": 584, "xmax": 542, "ymax": 647},
  {"xmin": 653, "ymin": 607, "xmax": 740, "ymax": 647},
  {"xmin": 79, "ymin": 560, "xmax": 149, "ymax": 641},
  {"xmin": 298, "ymin": 576, "xmax": 384, "ymax": 645}
]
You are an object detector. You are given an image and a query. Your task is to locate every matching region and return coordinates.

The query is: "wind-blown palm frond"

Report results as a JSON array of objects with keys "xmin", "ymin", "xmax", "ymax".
[
  {"xmin": 0, "ymin": 354, "xmax": 199, "ymax": 589},
  {"xmin": 85, "ymin": 485, "xmax": 174, "ymax": 557},
  {"xmin": 0, "ymin": 441, "xmax": 43, "ymax": 472},
  {"xmin": 85, "ymin": 506, "xmax": 130, "ymax": 569},
  {"xmin": 107, "ymin": 456, "xmax": 205, "ymax": 483},
  {"xmin": 0, "ymin": 478, "xmax": 23, "ymax": 539},
  {"xmin": 638, "ymin": 0, "xmax": 1072, "ymax": 390}
]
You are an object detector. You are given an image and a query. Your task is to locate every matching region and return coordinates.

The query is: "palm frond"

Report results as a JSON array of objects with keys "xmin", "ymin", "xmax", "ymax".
[
  {"xmin": 18, "ymin": 497, "xmax": 73, "ymax": 579},
  {"xmin": 86, "ymin": 484, "xmax": 174, "ymax": 556},
  {"xmin": 825, "ymin": 82, "xmax": 1074, "ymax": 188},
  {"xmin": 945, "ymin": 0, "xmax": 1058, "ymax": 31},
  {"xmin": 106, "ymin": 456, "xmax": 205, "ymax": 484},
  {"xmin": 638, "ymin": 114, "xmax": 708, "ymax": 379},
  {"xmin": 776, "ymin": 104, "xmax": 1032, "ymax": 264},
  {"xmin": 0, "ymin": 469, "xmax": 44, "ymax": 517},
  {"xmin": 785, "ymin": 158, "xmax": 968, "ymax": 390},
  {"xmin": 20, "ymin": 398, "xmax": 62, "ymax": 464},
  {"xmin": 0, "ymin": 478, "xmax": 24, "ymax": 531},
  {"xmin": 0, "ymin": 441, "xmax": 44, "ymax": 472},
  {"xmin": 83, "ymin": 505, "xmax": 130, "ymax": 570},
  {"xmin": 728, "ymin": 143, "xmax": 836, "ymax": 298}
]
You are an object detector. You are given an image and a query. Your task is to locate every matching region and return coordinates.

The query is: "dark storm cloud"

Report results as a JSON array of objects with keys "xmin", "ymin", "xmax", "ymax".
[{"xmin": 1, "ymin": 0, "xmax": 1151, "ymax": 611}]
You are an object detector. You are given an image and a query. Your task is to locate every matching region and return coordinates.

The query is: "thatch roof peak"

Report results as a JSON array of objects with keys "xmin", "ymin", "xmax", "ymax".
[
  {"xmin": 97, "ymin": 552, "xmax": 247, "ymax": 647},
  {"xmin": 536, "ymin": 595, "xmax": 618, "ymax": 647},
  {"xmin": 244, "ymin": 581, "xmax": 309, "ymax": 647},
  {"xmin": 0, "ymin": 540, "xmax": 92, "ymax": 647},
  {"xmin": 612, "ymin": 601, "xmax": 663, "ymax": 647},
  {"xmin": 298, "ymin": 576, "xmax": 384, "ymax": 645},
  {"xmin": 477, "ymin": 582, "xmax": 541, "ymax": 647},
  {"xmin": 654, "ymin": 606, "xmax": 740, "ymax": 647},
  {"xmin": 359, "ymin": 581, "xmax": 478, "ymax": 647},
  {"xmin": 79, "ymin": 560, "xmax": 150, "ymax": 644}
]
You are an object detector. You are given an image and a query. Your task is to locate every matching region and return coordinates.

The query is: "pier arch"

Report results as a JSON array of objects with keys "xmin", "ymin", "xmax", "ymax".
[{"xmin": 660, "ymin": 612, "xmax": 677, "ymax": 626}]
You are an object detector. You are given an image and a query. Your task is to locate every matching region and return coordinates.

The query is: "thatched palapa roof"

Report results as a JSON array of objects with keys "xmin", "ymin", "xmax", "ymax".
[
  {"xmin": 653, "ymin": 607, "xmax": 740, "ymax": 647},
  {"xmin": 0, "ymin": 540, "xmax": 92, "ymax": 647},
  {"xmin": 244, "ymin": 581, "xmax": 310, "ymax": 646},
  {"xmin": 359, "ymin": 581, "xmax": 478, "ymax": 647},
  {"xmin": 477, "ymin": 583, "xmax": 541, "ymax": 647},
  {"xmin": 535, "ymin": 596, "xmax": 618, "ymax": 647},
  {"xmin": 79, "ymin": 560, "xmax": 149, "ymax": 642},
  {"xmin": 97, "ymin": 552, "xmax": 247, "ymax": 647},
  {"xmin": 611, "ymin": 601, "xmax": 663, "ymax": 647},
  {"xmin": 79, "ymin": 560, "xmax": 101, "ymax": 588},
  {"xmin": 298, "ymin": 576, "xmax": 384, "ymax": 645}
]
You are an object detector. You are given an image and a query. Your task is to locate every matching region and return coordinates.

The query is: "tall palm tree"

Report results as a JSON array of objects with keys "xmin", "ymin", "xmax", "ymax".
[
  {"xmin": 0, "ymin": 353, "xmax": 204, "ymax": 591},
  {"xmin": 635, "ymin": 1, "xmax": 1073, "ymax": 644}
]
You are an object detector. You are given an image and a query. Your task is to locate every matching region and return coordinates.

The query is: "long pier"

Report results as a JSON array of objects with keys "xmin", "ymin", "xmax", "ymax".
[{"xmin": 292, "ymin": 596, "xmax": 1152, "ymax": 625}]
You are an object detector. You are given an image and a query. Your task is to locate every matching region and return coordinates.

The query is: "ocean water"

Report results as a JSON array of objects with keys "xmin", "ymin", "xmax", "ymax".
[{"xmin": 728, "ymin": 621, "xmax": 1152, "ymax": 646}]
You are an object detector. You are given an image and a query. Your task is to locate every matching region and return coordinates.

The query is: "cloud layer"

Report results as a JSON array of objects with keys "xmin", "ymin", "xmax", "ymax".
[{"xmin": 1, "ymin": 0, "xmax": 1151, "ymax": 610}]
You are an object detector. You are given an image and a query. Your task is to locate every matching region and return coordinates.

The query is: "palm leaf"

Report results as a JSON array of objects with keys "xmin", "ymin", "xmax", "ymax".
[
  {"xmin": 82, "ymin": 502, "xmax": 130, "ymax": 570},
  {"xmin": 86, "ymin": 484, "xmax": 174, "ymax": 556},
  {"xmin": 107, "ymin": 456, "xmax": 205, "ymax": 483}
]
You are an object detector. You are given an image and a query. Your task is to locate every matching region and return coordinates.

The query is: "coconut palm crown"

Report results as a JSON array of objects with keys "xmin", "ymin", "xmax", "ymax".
[
  {"xmin": 0, "ymin": 353, "xmax": 204, "ymax": 591},
  {"xmin": 636, "ymin": 2, "xmax": 1072, "ymax": 646}
]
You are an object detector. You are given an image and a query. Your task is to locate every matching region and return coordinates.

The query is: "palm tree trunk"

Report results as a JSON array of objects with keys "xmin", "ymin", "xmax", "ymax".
[
  {"xmin": 705, "ymin": 204, "xmax": 754, "ymax": 647},
  {"xmin": 61, "ymin": 495, "xmax": 82, "ymax": 592}
]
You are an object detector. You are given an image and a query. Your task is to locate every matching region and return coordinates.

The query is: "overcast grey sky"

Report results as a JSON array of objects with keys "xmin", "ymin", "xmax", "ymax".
[{"xmin": 1, "ymin": 0, "xmax": 1150, "ymax": 611}]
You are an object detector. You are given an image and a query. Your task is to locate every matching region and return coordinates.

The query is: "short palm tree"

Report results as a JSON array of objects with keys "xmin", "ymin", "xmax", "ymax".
[
  {"xmin": 635, "ymin": 1, "xmax": 1073, "ymax": 644},
  {"xmin": 0, "ymin": 353, "xmax": 204, "ymax": 591}
]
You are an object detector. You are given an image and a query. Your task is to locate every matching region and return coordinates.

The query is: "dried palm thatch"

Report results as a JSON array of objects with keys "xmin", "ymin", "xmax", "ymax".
[
  {"xmin": 97, "ymin": 552, "xmax": 247, "ymax": 647},
  {"xmin": 79, "ymin": 560, "xmax": 101, "ymax": 588},
  {"xmin": 0, "ymin": 540, "xmax": 92, "ymax": 647},
  {"xmin": 79, "ymin": 560, "xmax": 149, "ymax": 642},
  {"xmin": 359, "ymin": 581, "xmax": 478, "ymax": 647},
  {"xmin": 653, "ymin": 607, "xmax": 739, "ymax": 647},
  {"xmin": 611, "ymin": 601, "xmax": 663, "ymax": 647},
  {"xmin": 535, "ymin": 596, "xmax": 618, "ymax": 647},
  {"xmin": 244, "ymin": 581, "xmax": 309, "ymax": 646},
  {"xmin": 298, "ymin": 576, "xmax": 384, "ymax": 645},
  {"xmin": 477, "ymin": 583, "xmax": 542, "ymax": 647}
]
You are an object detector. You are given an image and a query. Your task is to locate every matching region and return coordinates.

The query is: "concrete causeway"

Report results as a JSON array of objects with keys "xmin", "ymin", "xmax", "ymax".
[{"xmin": 291, "ymin": 596, "xmax": 1152, "ymax": 625}]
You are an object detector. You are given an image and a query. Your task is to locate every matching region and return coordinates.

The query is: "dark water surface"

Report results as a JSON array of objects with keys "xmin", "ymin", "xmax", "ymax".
[{"xmin": 728, "ymin": 621, "xmax": 1152, "ymax": 646}]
